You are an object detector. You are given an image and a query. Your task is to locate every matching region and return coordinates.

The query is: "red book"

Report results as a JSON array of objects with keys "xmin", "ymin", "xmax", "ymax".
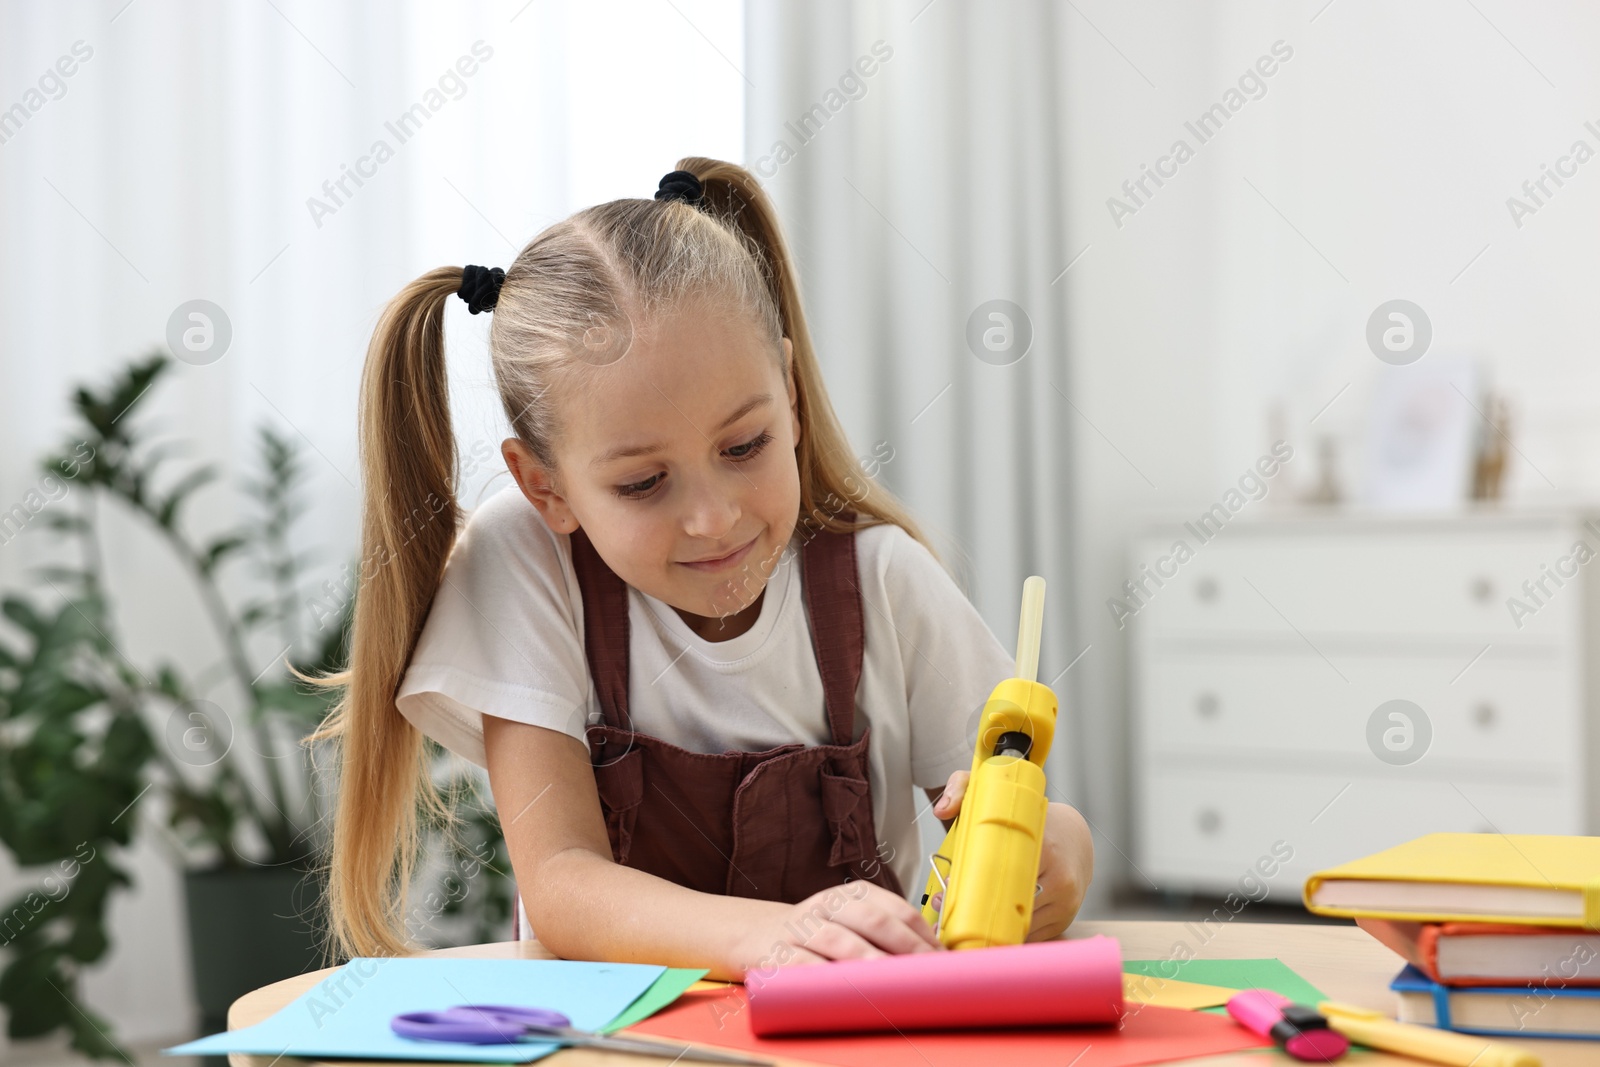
[{"xmin": 1358, "ymin": 917, "xmax": 1600, "ymax": 987}]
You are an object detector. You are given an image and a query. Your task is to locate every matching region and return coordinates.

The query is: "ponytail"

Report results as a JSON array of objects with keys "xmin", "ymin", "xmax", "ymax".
[
  {"xmin": 680, "ymin": 157, "xmax": 938, "ymax": 558},
  {"xmin": 311, "ymin": 268, "xmax": 463, "ymax": 960}
]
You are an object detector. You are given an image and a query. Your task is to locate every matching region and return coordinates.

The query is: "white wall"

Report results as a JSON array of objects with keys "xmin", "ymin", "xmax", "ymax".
[{"xmin": 1062, "ymin": 0, "xmax": 1600, "ymax": 894}]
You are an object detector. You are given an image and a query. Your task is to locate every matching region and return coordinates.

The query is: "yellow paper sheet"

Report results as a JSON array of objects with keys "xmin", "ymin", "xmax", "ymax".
[
  {"xmin": 1122, "ymin": 972, "xmax": 1236, "ymax": 1010},
  {"xmin": 689, "ymin": 979, "xmax": 733, "ymax": 992}
]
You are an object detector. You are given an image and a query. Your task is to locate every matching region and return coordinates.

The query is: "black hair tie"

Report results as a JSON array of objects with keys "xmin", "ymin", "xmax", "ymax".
[
  {"xmin": 458, "ymin": 264, "xmax": 505, "ymax": 314},
  {"xmin": 655, "ymin": 170, "xmax": 704, "ymax": 207}
]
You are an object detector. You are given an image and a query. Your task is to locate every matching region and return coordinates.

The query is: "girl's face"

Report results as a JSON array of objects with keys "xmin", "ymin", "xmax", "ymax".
[{"xmin": 505, "ymin": 305, "xmax": 802, "ymax": 641}]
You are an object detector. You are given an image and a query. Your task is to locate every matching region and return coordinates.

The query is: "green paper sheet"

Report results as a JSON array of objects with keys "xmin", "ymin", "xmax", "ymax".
[
  {"xmin": 1123, "ymin": 957, "xmax": 1326, "ymax": 1014},
  {"xmin": 600, "ymin": 967, "xmax": 707, "ymax": 1032}
]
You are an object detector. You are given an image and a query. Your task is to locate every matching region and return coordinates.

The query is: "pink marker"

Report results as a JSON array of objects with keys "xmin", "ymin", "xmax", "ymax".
[{"xmin": 1226, "ymin": 989, "xmax": 1349, "ymax": 1063}]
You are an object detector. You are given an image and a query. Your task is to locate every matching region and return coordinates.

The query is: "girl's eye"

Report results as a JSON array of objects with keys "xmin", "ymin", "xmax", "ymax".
[
  {"xmin": 613, "ymin": 473, "xmax": 663, "ymax": 500},
  {"xmin": 726, "ymin": 430, "xmax": 773, "ymax": 461},
  {"xmin": 610, "ymin": 431, "xmax": 773, "ymax": 501}
]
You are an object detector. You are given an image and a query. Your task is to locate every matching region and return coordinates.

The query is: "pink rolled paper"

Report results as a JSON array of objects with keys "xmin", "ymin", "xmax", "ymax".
[{"xmin": 745, "ymin": 934, "xmax": 1124, "ymax": 1036}]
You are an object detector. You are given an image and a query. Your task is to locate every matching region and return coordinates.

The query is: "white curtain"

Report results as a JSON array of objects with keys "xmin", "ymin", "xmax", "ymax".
[
  {"xmin": 743, "ymin": 1, "xmax": 1089, "ymax": 868},
  {"xmin": 0, "ymin": 0, "xmax": 741, "ymax": 1047}
]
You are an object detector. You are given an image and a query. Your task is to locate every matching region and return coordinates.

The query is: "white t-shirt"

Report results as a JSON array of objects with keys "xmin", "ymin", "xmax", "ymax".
[{"xmin": 396, "ymin": 486, "xmax": 1016, "ymax": 898}]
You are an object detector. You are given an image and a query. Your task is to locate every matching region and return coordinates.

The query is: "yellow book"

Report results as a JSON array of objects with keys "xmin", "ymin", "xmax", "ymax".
[{"xmin": 1303, "ymin": 833, "xmax": 1600, "ymax": 929}]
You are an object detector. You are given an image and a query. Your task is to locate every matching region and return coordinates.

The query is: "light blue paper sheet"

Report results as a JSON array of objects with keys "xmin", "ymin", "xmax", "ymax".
[{"xmin": 163, "ymin": 957, "xmax": 667, "ymax": 1062}]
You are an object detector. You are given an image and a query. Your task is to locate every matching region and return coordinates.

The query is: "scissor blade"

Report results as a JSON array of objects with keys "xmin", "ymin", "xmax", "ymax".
[{"xmin": 582, "ymin": 1032, "xmax": 772, "ymax": 1065}]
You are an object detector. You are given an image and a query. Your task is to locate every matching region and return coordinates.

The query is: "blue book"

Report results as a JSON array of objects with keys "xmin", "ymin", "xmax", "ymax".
[{"xmin": 1391, "ymin": 964, "xmax": 1600, "ymax": 1040}]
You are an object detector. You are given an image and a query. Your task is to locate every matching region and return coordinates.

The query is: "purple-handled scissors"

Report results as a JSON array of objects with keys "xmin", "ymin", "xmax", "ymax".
[{"xmin": 390, "ymin": 1004, "xmax": 770, "ymax": 1064}]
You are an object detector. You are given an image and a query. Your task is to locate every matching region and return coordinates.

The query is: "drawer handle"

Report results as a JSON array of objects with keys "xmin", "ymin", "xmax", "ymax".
[
  {"xmin": 1470, "ymin": 577, "xmax": 1494, "ymax": 603},
  {"xmin": 1195, "ymin": 577, "xmax": 1220, "ymax": 603},
  {"xmin": 1196, "ymin": 692, "xmax": 1219, "ymax": 719},
  {"xmin": 1197, "ymin": 809, "xmax": 1222, "ymax": 835},
  {"xmin": 1474, "ymin": 703, "xmax": 1496, "ymax": 729}
]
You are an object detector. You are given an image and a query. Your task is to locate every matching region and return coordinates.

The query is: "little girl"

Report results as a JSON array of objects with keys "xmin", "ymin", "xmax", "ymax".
[{"xmin": 319, "ymin": 158, "xmax": 1093, "ymax": 978}]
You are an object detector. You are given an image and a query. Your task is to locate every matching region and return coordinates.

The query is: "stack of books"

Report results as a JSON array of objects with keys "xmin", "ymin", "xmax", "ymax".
[{"xmin": 1304, "ymin": 833, "xmax": 1600, "ymax": 1041}]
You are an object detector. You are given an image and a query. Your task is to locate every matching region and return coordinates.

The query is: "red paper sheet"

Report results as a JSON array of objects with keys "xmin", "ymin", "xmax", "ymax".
[
  {"xmin": 746, "ymin": 935, "xmax": 1124, "ymax": 1035},
  {"xmin": 628, "ymin": 986, "xmax": 1273, "ymax": 1067}
]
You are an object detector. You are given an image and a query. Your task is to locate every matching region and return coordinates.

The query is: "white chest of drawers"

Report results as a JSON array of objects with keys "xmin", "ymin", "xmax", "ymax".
[{"xmin": 1127, "ymin": 510, "xmax": 1599, "ymax": 901}]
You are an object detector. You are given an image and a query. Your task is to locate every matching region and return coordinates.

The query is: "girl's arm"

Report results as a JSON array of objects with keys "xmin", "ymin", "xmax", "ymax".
[{"xmin": 483, "ymin": 714, "xmax": 940, "ymax": 980}]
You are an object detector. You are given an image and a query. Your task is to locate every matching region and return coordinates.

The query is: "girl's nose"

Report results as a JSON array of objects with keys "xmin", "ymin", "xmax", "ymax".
[{"xmin": 680, "ymin": 475, "xmax": 741, "ymax": 542}]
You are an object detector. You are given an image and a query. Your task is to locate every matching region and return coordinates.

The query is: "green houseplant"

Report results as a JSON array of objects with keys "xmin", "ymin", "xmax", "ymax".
[{"xmin": 0, "ymin": 355, "xmax": 509, "ymax": 1058}]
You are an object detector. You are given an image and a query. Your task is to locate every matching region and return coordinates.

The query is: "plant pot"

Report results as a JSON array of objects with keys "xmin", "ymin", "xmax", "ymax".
[{"xmin": 182, "ymin": 866, "xmax": 325, "ymax": 1039}]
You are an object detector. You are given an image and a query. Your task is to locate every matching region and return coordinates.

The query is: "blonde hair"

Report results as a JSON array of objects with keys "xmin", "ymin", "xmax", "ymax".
[{"xmin": 312, "ymin": 157, "xmax": 935, "ymax": 959}]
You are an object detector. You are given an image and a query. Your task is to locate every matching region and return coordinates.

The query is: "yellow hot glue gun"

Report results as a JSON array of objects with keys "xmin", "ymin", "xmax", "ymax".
[{"xmin": 918, "ymin": 575, "xmax": 1057, "ymax": 950}]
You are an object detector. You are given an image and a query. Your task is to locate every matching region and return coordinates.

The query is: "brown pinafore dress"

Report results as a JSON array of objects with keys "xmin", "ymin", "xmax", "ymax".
[{"xmin": 565, "ymin": 517, "xmax": 904, "ymax": 906}]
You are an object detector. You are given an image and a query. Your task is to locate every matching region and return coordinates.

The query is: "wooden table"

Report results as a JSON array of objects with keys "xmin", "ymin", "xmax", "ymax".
[{"xmin": 228, "ymin": 920, "xmax": 1590, "ymax": 1066}]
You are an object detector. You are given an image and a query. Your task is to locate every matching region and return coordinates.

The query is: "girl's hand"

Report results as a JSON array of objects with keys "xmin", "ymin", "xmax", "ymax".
[
  {"xmin": 929, "ymin": 768, "xmax": 1095, "ymax": 940},
  {"xmin": 731, "ymin": 881, "xmax": 941, "ymax": 980},
  {"xmin": 930, "ymin": 767, "xmax": 970, "ymax": 822},
  {"xmin": 1029, "ymin": 801, "xmax": 1093, "ymax": 939}
]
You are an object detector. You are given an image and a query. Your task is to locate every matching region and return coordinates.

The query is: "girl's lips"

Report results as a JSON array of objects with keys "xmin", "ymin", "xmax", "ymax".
[{"xmin": 679, "ymin": 534, "xmax": 758, "ymax": 573}]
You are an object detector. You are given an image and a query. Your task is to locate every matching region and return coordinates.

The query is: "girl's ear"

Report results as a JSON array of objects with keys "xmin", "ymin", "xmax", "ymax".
[
  {"xmin": 503, "ymin": 438, "xmax": 580, "ymax": 534},
  {"xmin": 783, "ymin": 336, "xmax": 800, "ymax": 446}
]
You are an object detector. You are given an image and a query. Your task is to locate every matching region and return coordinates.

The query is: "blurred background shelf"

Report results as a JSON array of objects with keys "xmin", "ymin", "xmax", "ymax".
[{"xmin": 1130, "ymin": 509, "xmax": 1599, "ymax": 900}]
